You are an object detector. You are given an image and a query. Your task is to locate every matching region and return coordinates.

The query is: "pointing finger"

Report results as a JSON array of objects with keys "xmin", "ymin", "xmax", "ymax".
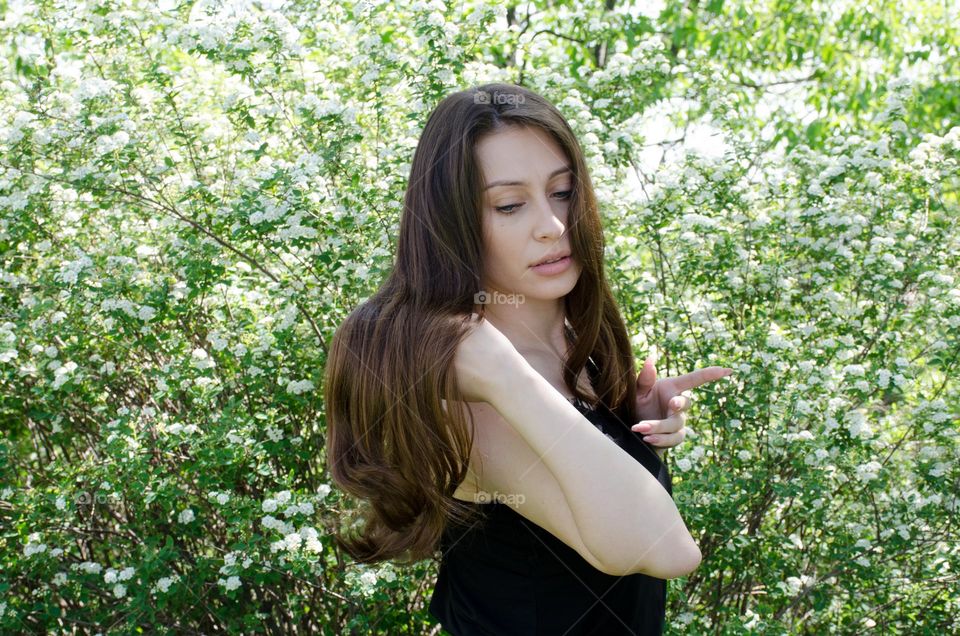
[{"xmin": 673, "ymin": 366, "xmax": 735, "ymax": 393}]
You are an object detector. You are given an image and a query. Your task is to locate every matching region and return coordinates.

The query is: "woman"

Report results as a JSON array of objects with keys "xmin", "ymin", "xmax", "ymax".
[{"xmin": 324, "ymin": 82, "xmax": 733, "ymax": 634}]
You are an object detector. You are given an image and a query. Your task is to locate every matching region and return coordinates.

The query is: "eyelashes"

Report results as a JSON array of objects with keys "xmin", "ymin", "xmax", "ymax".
[{"xmin": 494, "ymin": 190, "xmax": 573, "ymax": 214}]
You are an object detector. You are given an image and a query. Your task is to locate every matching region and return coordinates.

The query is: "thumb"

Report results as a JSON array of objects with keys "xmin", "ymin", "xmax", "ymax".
[{"xmin": 636, "ymin": 353, "xmax": 657, "ymax": 396}]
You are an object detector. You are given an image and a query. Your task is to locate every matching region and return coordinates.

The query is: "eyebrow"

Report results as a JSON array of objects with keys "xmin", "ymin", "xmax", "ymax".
[{"xmin": 483, "ymin": 166, "xmax": 572, "ymax": 191}]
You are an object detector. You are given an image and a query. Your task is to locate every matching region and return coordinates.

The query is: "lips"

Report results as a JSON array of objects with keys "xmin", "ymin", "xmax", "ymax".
[{"xmin": 531, "ymin": 252, "xmax": 571, "ymax": 267}]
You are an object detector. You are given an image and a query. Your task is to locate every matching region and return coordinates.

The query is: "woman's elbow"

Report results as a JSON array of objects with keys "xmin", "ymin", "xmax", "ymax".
[
  {"xmin": 616, "ymin": 536, "xmax": 702, "ymax": 579},
  {"xmin": 671, "ymin": 540, "xmax": 702, "ymax": 578}
]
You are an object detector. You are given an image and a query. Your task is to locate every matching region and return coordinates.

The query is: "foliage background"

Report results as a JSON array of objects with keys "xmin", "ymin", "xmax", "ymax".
[{"xmin": 1, "ymin": 0, "xmax": 957, "ymax": 633}]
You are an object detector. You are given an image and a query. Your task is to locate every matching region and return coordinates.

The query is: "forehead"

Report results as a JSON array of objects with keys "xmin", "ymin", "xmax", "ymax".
[{"xmin": 475, "ymin": 126, "xmax": 569, "ymax": 182}]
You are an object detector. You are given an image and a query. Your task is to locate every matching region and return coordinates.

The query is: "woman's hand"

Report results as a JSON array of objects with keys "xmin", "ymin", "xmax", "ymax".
[
  {"xmin": 451, "ymin": 312, "xmax": 525, "ymax": 403},
  {"xmin": 630, "ymin": 352, "xmax": 734, "ymax": 454}
]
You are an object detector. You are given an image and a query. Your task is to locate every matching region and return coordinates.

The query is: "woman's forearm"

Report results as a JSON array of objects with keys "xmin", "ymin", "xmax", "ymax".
[{"xmin": 484, "ymin": 361, "xmax": 701, "ymax": 579}]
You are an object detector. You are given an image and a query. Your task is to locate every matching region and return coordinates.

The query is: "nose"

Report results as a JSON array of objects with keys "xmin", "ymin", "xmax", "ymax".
[{"xmin": 533, "ymin": 194, "xmax": 567, "ymax": 241}]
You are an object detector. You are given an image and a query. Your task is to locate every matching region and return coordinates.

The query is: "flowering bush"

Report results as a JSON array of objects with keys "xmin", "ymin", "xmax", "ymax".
[{"xmin": 1, "ymin": 0, "xmax": 956, "ymax": 633}]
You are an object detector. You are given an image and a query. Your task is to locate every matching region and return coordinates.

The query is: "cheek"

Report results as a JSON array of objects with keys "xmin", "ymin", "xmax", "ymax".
[
  {"xmin": 483, "ymin": 219, "xmax": 509, "ymax": 253},
  {"xmin": 482, "ymin": 225, "xmax": 525, "ymax": 276}
]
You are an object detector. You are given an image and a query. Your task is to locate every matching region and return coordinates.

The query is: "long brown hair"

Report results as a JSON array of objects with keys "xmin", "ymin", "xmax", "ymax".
[{"xmin": 324, "ymin": 82, "xmax": 639, "ymax": 565}]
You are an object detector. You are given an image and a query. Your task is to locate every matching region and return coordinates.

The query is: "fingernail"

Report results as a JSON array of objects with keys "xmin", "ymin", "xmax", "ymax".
[
  {"xmin": 633, "ymin": 422, "xmax": 651, "ymax": 432},
  {"xmin": 644, "ymin": 435, "xmax": 659, "ymax": 444}
]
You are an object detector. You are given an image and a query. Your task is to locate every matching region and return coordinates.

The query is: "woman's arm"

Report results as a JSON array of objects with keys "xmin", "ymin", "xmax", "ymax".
[{"xmin": 482, "ymin": 359, "xmax": 701, "ymax": 579}]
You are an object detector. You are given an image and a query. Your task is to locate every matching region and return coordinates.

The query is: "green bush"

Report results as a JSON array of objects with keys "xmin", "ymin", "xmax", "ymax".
[{"xmin": 1, "ymin": 0, "xmax": 956, "ymax": 633}]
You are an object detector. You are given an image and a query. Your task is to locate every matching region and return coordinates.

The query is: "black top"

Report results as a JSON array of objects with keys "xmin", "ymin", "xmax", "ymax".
[{"xmin": 429, "ymin": 396, "xmax": 674, "ymax": 635}]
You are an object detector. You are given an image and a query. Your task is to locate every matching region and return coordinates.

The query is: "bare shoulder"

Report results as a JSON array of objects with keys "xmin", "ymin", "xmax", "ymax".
[{"xmin": 442, "ymin": 397, "xmax": 612, "ymax": 574}]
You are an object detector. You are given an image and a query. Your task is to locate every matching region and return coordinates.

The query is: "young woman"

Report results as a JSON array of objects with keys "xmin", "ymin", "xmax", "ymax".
[{"xmin": 324, "ymin": 82, "xmax": 734, "ymax": 635}]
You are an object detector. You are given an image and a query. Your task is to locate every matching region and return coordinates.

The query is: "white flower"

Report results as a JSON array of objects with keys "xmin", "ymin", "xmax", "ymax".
[
  {"xmin": 807, "ymin": 448, "xmax": 830, "ymax": 466},
  {"xmin": 207, "ymin": 332, "xmax": 229, "ymax": 351},
  {"xmin": 135, "ymin": 244, "xmax": 159, "ymax": 258},
  {"xmin": 283, "ymin": 532, "xmax": 302, "ymax": 551},
  {"xmin": 178, "ymin": 508, "xmax": 195, "ymax": 524},
  {"xmin": 285, "ymin": 379, "xmax": 314, "ymax": 395},
  {"xmin": 23, "ymin": 533, "xmax": 47, "ymax": 557},
  {"xmin": 877, "ymin": 369, "xmax": 891, "ymax": 388},
  {"xmin": 426, "ymin": 11, "xmax": 445, "ymax": 28},
  {"xmin": 302, "ymin": 526, "xmax": 323, "ymax": 553},
  {"xmin": 765, "ymin": 323, "xmax": 793, "ymax": 350},
  {"xmin": 262, "ymin": 498, "xmax": 278, "ymax": 513},
  {"xmin": 78, "ymin": 561, "xmax": 102, "ymax": 574},
  {"xmin": 75, "ymin": 77, "xmax": 119, "ymax": 100},
  {"xmin": 856, "ymin": 461, "xmax": 882, "ymax": 483},
  {"xmin": 119, "ymin": 567, "xmax": 134, "ymax": 581},
  {"xmin": 216, "ymin": 493, "xmax": 230, "ymax": 505},
  {"xmin": 782, "ymin": 574, "xmax": 815, "ymax": 596},
  {"xmin": 156, "ymin": 576, "xmax": 175, "ymax": 593},
  {"xmin": 113, "ymin": 583, "xmax": 127, "ymax": 598},
  {"xmin": 675, "ymin": 458, "xmax": 692, "ymax": 472},
  {"xmin": 221, "ymin": 575, "xmax": 241, "ymax": 591},
  {"xmin": 845, "ymin": 410, "xmax": 874, "ymax": 440},
  {"xmin": 190, "ymin": 348, "xmax": 215, "ymax": 370},
  {"xmin": 55, "ymin": 496, "xmax": 66, "ymax": 510}
]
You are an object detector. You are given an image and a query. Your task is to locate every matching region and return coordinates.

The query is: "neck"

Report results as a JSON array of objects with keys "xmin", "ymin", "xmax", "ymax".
[{"xmin": 479, "ymin": 296, "xmax": 569, "ymax": 359}]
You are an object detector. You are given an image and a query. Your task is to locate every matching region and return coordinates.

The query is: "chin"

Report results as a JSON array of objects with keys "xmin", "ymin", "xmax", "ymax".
[{"xmin": 523, "ymin": 274, "xmax": 581, "ymax": 297}]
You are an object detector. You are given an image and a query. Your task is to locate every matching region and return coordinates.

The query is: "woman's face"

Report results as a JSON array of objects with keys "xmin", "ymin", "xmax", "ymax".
[{"xmin": 475, "ymin": 125, "xmax": 583, "ymax": 301}]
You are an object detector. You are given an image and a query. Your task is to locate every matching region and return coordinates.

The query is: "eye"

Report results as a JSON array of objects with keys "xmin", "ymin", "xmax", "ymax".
[{"xmin": 494, "ymin": 190, "xmax": 572, "ymax": 215}]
